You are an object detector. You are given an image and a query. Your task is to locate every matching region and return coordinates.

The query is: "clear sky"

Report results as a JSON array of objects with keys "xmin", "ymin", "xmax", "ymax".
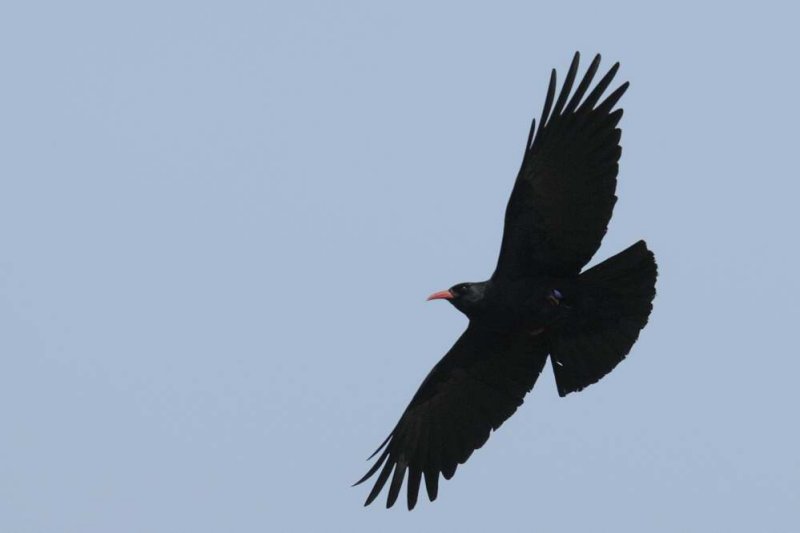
[{"xmin": 1, "ymin": 1, "xmax": 798, "ymax": 532}]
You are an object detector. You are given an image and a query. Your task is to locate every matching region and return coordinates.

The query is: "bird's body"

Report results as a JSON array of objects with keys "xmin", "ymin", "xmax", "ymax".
[
  {"xmin": 447, "ymin": 277, "xmax": 570, "ymax": 330},
  {"xmin": 356, "ymin": 52, "xmax": 658, "ymax": 510}
]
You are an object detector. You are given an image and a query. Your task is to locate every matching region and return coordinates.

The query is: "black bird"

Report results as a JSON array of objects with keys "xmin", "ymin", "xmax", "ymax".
[{"xmin": 355, "ymin": 52, "xmax": 657, "ymax": 510}]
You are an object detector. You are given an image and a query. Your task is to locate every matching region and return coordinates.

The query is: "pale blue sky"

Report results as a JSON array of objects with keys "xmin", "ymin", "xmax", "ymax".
[{"xmin": 1, "ymin": 1, "xmax": 798, "ymax": 532}]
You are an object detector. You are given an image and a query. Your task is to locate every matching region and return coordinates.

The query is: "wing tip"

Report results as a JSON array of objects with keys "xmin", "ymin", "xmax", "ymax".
[{"xmin": 366, "ymin": 432, "xmax": 393, "ymax": 460}]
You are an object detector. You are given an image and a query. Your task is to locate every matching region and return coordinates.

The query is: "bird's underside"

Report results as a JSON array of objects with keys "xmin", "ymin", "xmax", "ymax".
[{"xmin": 355, "ymin": 52, "xmax": 658, "ymax": 510}]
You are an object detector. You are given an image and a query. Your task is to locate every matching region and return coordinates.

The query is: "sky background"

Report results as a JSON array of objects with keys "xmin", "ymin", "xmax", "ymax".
[{"xmin": 1, "ymin": 1, "xmax": 798, "ymax": 532}]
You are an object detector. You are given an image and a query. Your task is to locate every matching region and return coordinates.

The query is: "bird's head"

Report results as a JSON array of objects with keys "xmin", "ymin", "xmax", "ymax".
[{"xmin": 427, "ymin": 281, "xmax": 488, "ymax": 317}]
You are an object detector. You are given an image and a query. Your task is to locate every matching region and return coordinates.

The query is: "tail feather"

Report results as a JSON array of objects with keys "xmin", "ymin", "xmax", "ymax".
[{"xmin": 551, "ymin": 240, "xmax": 657, "ymax": 396}]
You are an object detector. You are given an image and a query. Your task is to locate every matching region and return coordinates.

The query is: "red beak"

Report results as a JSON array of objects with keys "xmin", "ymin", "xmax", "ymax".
[{"xmin": 426, "ymin": 289, "xmax": 454, "ymax": 301}]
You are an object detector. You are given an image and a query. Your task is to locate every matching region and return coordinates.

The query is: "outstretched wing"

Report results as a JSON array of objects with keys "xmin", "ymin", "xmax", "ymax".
[
  {"xmin": 355, "ymin": 325, "xmax": 549, "ymax": 509},
  {"xmin": 494, "ymin": 52, "xmax": 628, "ymax": 280}
]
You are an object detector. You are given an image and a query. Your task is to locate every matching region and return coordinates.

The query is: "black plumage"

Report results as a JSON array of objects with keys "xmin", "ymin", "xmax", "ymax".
[{"xmin": 355, "ymin": 52, "xmax": 657, "ymax": 509}]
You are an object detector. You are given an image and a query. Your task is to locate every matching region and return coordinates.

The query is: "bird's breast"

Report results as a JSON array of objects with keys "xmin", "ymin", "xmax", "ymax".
[{"xmin": 480, "ymin": 277, "xmax": 574, "ymax": 331}]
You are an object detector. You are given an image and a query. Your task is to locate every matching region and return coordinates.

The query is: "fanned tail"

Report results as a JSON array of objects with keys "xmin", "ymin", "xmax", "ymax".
[{"xmin": 550, "ymin": 240, "xmax": 657, "ymax": 396}]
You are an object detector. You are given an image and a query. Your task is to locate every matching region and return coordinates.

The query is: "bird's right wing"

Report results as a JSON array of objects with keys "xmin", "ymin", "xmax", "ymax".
[
  {"xmin": 494, "ymin": 52, "xmax": 628, "ymax": 281},
  {"xmin": 355, "ymin": 324, "xmax": 549, "ymax": 509}
]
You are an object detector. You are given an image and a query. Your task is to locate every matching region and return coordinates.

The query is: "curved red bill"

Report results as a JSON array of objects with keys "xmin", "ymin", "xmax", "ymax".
[{"xmin": 426, "ymin": 289, "xmax": 454, "ymax": 301}]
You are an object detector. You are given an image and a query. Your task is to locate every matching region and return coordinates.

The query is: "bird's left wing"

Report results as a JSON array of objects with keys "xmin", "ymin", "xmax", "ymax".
[
  {"xmin": 494, "ymin": 52, "xmax": 628, "ymax": 280},
  {"xmin": 355, "ymin": 324, "xmax": 549, "ymax": 509}
]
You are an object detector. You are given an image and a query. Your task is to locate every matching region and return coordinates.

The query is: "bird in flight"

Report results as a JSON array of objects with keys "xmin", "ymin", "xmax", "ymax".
[{"xmin": 355, "ymin": 52, "xmax": 657, "ymax": 510}]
